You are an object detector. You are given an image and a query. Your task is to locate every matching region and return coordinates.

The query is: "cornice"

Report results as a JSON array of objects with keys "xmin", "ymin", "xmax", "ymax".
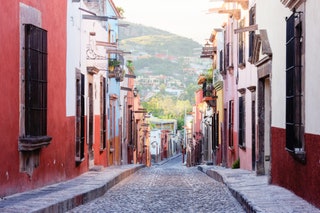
[{"xmin": 280, "ymin": 0, "xmax": 305, "ymax": 10}]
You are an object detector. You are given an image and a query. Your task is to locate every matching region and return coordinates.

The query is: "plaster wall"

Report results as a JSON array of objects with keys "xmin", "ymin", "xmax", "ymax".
[
  {"xmin": 256, "ymin": 0, "xmax": 291, "ymax": 128},
  {"xmin": 305, "ymin": 0, "xmax": 320, "ymax": 134}
]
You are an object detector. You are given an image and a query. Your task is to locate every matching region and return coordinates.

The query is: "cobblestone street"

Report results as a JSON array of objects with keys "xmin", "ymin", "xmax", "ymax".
[{"xmin": 68, "ymin": 156, "xmax": 244, "ymax": 213}]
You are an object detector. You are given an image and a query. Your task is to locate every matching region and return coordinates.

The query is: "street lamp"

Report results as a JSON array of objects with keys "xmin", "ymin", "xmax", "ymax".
[{"xmin": 133, "ymin": 87, "xmax": 138, "ymax": 97}]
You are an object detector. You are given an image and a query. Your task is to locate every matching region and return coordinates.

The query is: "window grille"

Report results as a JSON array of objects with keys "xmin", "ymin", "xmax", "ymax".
[
  {"xmin": 285, "ymin": 12, "xmax": 303, "ymax": 152},
  {"xmin": 238, "ymin": 96, "xmax": 245, "ymax": 147},
  {"xmin": 219, "ymin": 50, "xmax": 224, "ymax": 74},
  {"xmin": 100, "ymin": 77, "xmax": 107, "ymax": 150},
  {"xmin": 248, "ymin": 5, "xmax": 256, "ymax": 62},
  {"xmin": 238, "ymin": 19, "xmax": 245, "ymax": 67},
  {"xmin": 24, "ymin": 24, "xmax": 48, "ymax": 137},
  {"xmin": 75, "ymin": 73, "xmax": 85, "ymax": 162},
  {"xmin": 228, "ymin": 100, "xmax": 234, "ymax": 148},
  {"xmin": 212, "ymin": 112, "xmax": 219, "ymax": 150},
  {"xmin": 225, "ymin": 43, "xmax": 231, "ymax": 69}
]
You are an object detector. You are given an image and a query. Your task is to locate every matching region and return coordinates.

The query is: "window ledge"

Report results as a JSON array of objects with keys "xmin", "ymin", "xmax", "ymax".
[
  {"xmin": 100, "ymin": 147, "xmax": 106, "ymax": 152},
  {"xmin": 19, "ymin": 136, "xmax": 52, "ymax": 151},
  {"xmin": 228, "ymin": 146, "xmax": 235, "ymax": 152},
  {"xmin": 286, "ymin": 148, "xmax": 306, "ymax": 164},
  {"xmin": 239, "ymin": 145, "xmax": 246, "ymax": 150},
  {"xmin": 238, "ymin": 63, "xmax": 246, "ymax": 70}
]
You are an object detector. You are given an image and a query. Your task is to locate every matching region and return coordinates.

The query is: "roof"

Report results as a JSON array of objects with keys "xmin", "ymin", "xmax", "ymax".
[{"xmin": 109, "ymin": 0, "xmax": 121, "ymax": 18}]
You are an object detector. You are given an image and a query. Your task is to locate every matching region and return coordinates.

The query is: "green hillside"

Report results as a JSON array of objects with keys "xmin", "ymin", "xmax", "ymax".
[
  {"xmin": 118, "ymin": 21, "xmax": 206, "ymax": 108},
  {"xmin": 119, "ymin": 21, "xmax": 201, "ymax": 57}
]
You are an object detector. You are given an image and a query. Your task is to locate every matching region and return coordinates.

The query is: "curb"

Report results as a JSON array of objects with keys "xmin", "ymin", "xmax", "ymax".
[
  {"xmin": 0, "ymin": 165, "xmax": 144, "ymax": 213},
  {"xmin": 197, "ymin": 166, "xmax": 259, "ymax": 213},
  {"xmin": 40, "ymin": 165, "xmax": 145, "ymax": 213}
]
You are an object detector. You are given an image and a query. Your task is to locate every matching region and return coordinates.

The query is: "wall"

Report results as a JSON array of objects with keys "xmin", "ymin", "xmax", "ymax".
[
  {"xmin": 263, "ymin": 0, "xmax": 320, "ymax": 208},
  {"xmin": 271, "ymin": 127, "xmax": 320, "ymax": 208},
  {"xmin": 256, "ymin": 0, "xmax": 290, "ymax": 128},
  {"xmin": 305, "ymin": 0, "xmax": 320, "ymax": 135},
  {"xmin": 0, "ymin": 0, "xmax": 21, "ymax": 196}
]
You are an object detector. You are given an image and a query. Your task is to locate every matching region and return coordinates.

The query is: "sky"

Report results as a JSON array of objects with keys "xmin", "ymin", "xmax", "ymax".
[{"xmin": 113, "ymin": 0, "xmax": 227, "ymax": 44}]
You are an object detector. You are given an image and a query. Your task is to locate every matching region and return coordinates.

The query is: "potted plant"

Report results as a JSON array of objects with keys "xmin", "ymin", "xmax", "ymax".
[
  {"xmin": 126, "ymin": 60, "xmax": 135, "ymax": 74},
  {"xmin": 108, "ymin": 59, "xmax": 120, "ymax": 71}
]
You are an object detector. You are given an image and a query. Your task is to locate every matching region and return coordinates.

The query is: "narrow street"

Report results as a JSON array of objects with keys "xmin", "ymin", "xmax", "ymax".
[{"xmin": 68, "ymin": 156, "xmax": 244, "ymax": 213}]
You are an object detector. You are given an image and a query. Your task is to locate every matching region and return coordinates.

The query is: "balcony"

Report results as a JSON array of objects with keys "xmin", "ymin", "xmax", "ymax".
[
  {"xmin": 108, "ymin": 59, "xmax": 125, "ymax": 82},
  {"xmin": 203, "ymin": 83, "xmax": 217, "ymax": 107}
]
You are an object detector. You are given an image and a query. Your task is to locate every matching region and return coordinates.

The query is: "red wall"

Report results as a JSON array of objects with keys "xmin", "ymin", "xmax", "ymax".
[
  {"xmin": 0, "ymin": 0, "xmax": 89, "ymax": 197},
  {"xmin": 271, "ymin": 127, "xmax": 320, "ymax": 208},
  {"xmin": 0, "ymin": 1, "xmax": 20, "ymax": 197},
  {"xmin": 94, "ymin": 115, "xmax": 108, "ymax": 166}
]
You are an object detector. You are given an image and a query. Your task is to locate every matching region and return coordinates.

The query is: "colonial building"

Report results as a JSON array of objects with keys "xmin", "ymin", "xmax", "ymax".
[
  {"xmin": 0, "ymin": 0, "xmax": 143, "ymax": 198},
  {"xmin": 1, "ymin": 0, "xmax": 69, "ymax": 197},
  {"xmin": 67, "ymin": 0, "xmax": 122, "ymax": 169},
  {"xmin": 197, "ymin": 0, "xmax": 320, "ymax": 208}
]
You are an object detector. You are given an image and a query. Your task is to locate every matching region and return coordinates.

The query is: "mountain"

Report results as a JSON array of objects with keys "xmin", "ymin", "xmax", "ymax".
[
  {"xmin": 119, "ymin": 22, "xmax": 170, "ymax": 38},
  {"xmin": 119, "ymin": 21, "xmax": 201, "ymax": 57},
  {"xmin": 118, "ymin": 21, "xmax": 209, "ymax": 103}
]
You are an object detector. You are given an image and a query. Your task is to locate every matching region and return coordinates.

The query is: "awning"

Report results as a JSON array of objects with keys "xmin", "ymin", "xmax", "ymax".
[
  {"xmin": 121, "ymin": 86, "xmax": 132, "ymax": 91},
  {"xmin": 106, "ymin": 49, "xmax": 131, "ymax": 55},
  {"xmin": 96, "ymin": 41, "xmax": 117, "ymax": 48},
  {"xmin": 234, "ymin": 24, "xmax": 258, "ymax": 34},
  {"xmin": 125, "ymin": 74, "xmax": 136, "ymax": 79}
]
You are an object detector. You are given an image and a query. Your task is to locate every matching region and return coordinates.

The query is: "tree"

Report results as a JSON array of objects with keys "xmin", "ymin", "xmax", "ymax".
[{"xmin": 142, "ymin": 93, "xmax": 192, "ymax": 130}]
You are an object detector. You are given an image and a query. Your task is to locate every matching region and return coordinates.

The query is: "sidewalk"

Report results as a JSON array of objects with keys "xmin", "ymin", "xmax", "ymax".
[
  {"xmin": 0, "ymin": 164, "xmax": 144, "ymax": 213},
  {"xmin": 198, "ymin": 165, "xmax": 320, "ymax": 213}
]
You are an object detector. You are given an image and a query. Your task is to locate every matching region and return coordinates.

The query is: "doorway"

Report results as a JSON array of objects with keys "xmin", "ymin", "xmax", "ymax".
[
  {"xmin": 257, "ymin": 75, "xmax": 271, "ymax": 176},
  {"xmin": 264, "ymin": 78, "xmax": 271, "ymax": 175}
]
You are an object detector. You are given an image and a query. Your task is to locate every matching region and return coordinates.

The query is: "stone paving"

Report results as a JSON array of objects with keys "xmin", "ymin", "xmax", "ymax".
[
  {"xmin": 0, "ymin": 164, "xmax": 144, "ymax": 213},
  {"xmin": 68, "ymin": 156, "xmax": 244, "ymax": 213},
  {"xmin": 1, "ymin": 155, "xmax": 319, "ymax": 213}
]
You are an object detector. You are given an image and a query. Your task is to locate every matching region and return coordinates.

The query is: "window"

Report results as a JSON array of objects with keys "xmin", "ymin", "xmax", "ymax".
[
  {"xmin": 219, "ymin": 50, "xmax": 224, "ymax": 74},
  {"xmin": 129, "ymin": 109, "xmax": 133, "ymax": 145},
  {"xmin": 238, "ymin": 96, "xmax": 246, "ymax": 148},
  {"xmin": 285, "ymin": 11, "xmax": 304, "ymax": 154},
  {"xmin": 212, "ymin": 112, "xmax": 219, "ymax": 150},
  {"xmin": 228, "ymin": 100, "xmax": 234, "ymax": 148},
  {"xmin": 225, "ymin": 42, "xmax": 232, "ymax": 69},
  {"xmin": 109, "ymin": 101, "xmax": 116, "ymax": 150},
  {"xmin": 100, "ymin": 77, "xmax": 107, "ymax": 150},
  {"xmin": 25, "ymin": 24, "xmax": 48, "ymax": 137},
  {"xmin": 75, "ymin": 72, "xmax": 85, "ymax": 162},
  {"xmin": 238, "ymin": 18, "xmax": 245, "ymax": 68},
  {"xmin": 248, "ymin": 5, "xmax": 256, "ymax": 63},
  {"xmin": 19, "ymin": 18, "xmax": 52, "ymax": 174}
]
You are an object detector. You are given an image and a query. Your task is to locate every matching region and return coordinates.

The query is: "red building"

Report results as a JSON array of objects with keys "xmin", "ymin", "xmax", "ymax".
[
  {"xmin": 0, "ymin": 0, "xmax": 129, "ymax": 198},
  {"xmin": 0, "ymin": 0, "xmax": 75, "ymax": 197}
]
